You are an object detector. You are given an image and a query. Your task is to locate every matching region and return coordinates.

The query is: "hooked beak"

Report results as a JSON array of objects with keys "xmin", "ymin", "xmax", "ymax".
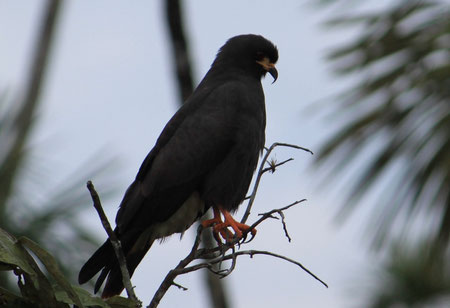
[
  {"xmin": 267, "ymin": 66, "xmax": 278, "ymax": 83},
  {"xmin": 256, "ymin": 57, "xmax": 278, "ymax": 83}
]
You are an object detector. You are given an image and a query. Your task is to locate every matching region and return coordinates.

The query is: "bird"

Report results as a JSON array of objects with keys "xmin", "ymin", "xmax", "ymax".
[{"xmin": 78, "ymin": 34, "xmax": 278, "ymax": 298}]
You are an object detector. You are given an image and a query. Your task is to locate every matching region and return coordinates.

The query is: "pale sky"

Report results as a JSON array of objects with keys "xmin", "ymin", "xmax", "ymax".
[{"xmin": 1, "ymin": 1, "xmax": 391, "ymax": 307}]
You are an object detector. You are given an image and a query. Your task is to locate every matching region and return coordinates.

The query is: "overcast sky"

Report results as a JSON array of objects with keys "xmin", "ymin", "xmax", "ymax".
[{"xmin": 1, "ymin": 1, "xmax": 392, "ymax": 307}]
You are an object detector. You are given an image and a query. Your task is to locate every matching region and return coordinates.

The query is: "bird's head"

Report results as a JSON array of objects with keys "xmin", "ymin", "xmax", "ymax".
[{"xmin": 213, "ymin": 34, "xmax": 279, "ymax": 83}]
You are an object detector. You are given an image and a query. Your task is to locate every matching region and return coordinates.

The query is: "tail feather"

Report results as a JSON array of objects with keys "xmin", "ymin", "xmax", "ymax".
[
  {"xmin": 94, "ymin": 267, "xmax": 110, "ymax": 294},
  {"xmin": 79, "ymin": 230, "xmax": 155, "ymax": 298},
  {"xmin": 78, "ymin": 240, "xmax": 114, "ymax": 285},
  {"xmin": 101, "ymin": 239, "xmax": 154, "ymax": 298}
]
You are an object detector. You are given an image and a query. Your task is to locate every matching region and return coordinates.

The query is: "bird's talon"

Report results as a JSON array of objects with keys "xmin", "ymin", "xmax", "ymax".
[
  {"xmin": 202, "ymin": 208, "xmax": 258, "ymax": 246},
  {"xmin": 241, "ymin": 228, "xmax": 256, "ymax": 244},
  {"xmin": 245, "ymin": 233, "xmax": 255, "ymax": 244},
  {"xmin": 212, "ymin": 231, "xmax": 223, "ymax": 246}
]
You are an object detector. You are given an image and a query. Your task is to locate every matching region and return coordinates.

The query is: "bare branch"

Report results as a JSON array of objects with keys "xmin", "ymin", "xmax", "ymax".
[
  {"xmin": 272, "ymin": 142, "xmax": 314, "ymax": 155},
  {"xmin": 86, "ymin": 181, "xmax": 141, "ymax": 307},
  {"xmin": 171, "ymin": 281, "xmax": 188, "ymax": 291},
  {"xmin": 262, "ymin": 158, "xmax": 294, "ymax": 174},
  {"xmin": 209, "ymin": 246, "xmax": 237, "ymax": 279},
  {"xmin": 250, "ymin": 199, "xmax": 306, "ymax": 232},
  {"xmin": 147, "ymin": 198, "xmax": 326, "ymax": 308},
  {"xmin": 241, "ymin": 142, "xmax": 313, "ymax": 224},
  {"xmin": 212, "ymin": 250, "xmax": 328, "ymax": 288},
  {"xmin": 278, "ymin": 211, "xmax": 292, "ymax": 242},
  {"xmin": 147, "ymin": 225, "xmax": 204, "ymax": 308}
]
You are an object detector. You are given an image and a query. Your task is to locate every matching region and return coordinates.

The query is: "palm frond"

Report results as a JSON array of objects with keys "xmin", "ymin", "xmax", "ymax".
[
  {"xmin": 315, "ymin": 0, "xmax": 450, "ymax": 247},
  {"xmin": 364, "ymin": 240, "xmax": 450, "ymax": 307}
]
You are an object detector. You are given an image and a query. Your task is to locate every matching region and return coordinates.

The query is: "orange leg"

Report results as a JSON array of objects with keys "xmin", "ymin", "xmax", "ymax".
[
  {"xmin": 201, "ymin": 208, "xmax": 232, "ymax": 243},
  {"xmin": 202, "ymin": 207, "xmax": 257, "ymax": 244}
]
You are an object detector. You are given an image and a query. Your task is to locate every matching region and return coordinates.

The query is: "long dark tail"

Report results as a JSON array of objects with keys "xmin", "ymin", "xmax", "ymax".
[
  {"xmin": 78, "ymin": 240, "xmax": 113, "ymax": 287},
  {"xmin": 78, "ymin": 232, "xmax": 154, "ymax": 298}
]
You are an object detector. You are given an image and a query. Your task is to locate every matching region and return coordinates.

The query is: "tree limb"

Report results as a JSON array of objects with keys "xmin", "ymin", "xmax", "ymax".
[{"xmin": 86, "ymin": 181, "xmax": 141, "ymax": 307}]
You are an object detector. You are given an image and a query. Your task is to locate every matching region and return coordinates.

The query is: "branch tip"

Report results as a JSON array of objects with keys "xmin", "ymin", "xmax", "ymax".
[{"xmin": 86, "ymin": 181, "xmax": 141, "ymax": 306}]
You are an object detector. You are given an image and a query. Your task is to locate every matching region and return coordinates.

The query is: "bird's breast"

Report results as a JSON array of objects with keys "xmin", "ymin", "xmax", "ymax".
[{"xmin": 151, "ymin": 191, "xmax": 207, "ymax": 239}]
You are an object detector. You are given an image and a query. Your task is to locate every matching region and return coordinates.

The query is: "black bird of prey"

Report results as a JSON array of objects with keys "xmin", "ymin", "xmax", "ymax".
[{"xmin": 78, "ymin": 34, "xmax": 278, "ymax": 298}]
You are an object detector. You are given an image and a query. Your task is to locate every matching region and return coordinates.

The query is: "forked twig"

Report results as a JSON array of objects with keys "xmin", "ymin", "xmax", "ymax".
[
  {"xmin": 241, "ymin": 142, "xmax": 313, "ymax": 224},
  {"xmin": 86, "ymin": 181, "xmax": 141, "ymax": 307}
]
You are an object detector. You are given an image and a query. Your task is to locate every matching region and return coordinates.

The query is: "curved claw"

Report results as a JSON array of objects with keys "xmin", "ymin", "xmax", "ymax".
[
  {"xmin": 212, "ymin": 229, "xmax": 224, "ymax": 247},
  {"xmin": 213, "ymin": 223, "xmax": 234, "ymax": 244},
  {"xmin": 241, "ymin": 228, "xmax": 257, "ymax": 244},
  {"xmin": 201, "ymin": 207, "xmax": 258, "ymax": 245}
]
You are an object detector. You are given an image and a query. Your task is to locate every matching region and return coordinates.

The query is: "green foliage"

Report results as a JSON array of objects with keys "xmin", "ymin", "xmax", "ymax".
[
  {"xmin": 0, "ymin": 228, "xmax": 136, "ymax": 308},
  {"xmin": 316, "ymin": 0, "xmax": 450, "ymax": 247},
  {"xmin": 0, "ymin": 92, "xmax": 120, "ymax": 288},
  {"xmin": 0, "ymin": 0, "xmax": 120, "ymax": 289},
  {"xmin": 365, "ymin": 241, "xmax": 450, "ymax": 307}
]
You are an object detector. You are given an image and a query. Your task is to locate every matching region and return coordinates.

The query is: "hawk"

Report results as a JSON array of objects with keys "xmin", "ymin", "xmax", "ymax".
[{"xmin": 79, "ymin": 34, "xmax": 278, "ymax": 298}]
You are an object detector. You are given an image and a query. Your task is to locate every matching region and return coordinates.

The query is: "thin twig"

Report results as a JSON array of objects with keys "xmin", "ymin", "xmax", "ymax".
[
  {"xmin": 148, "ymin": 225, "xmax": 204, "ymax": 308},
  {"xmin": 241, "ymin": 142, "xmax": 313, "ymax": 223},
  {"xmin": 212, "ymin": 246, "xmax": 237, "ymax": 279},
  {"xmin": 86, "ymin": 181, "xmax": 141, "ymax": 307},
  {"xmin": 250, "ymin": 199, "xmax": 306, "ymax": 232},
  {"xmin": 240, "ymin": 145, "xmax": 275, "ymax": 223},
  {"xmin": 273, "ymin": 142, "xmax": 314, "ymax": 155},
  {"xmin": 262, "ymin": 158, "xmax": 294, "ymax": 174},
  {"xmin": 210, "ymin": 250, "xmax": 328, "ymax": 288},
  {"xmin": 178, "ymin": 247, "xmax": 327, "ymax": 288},
  {"xmin": 171, "ymin": 281, "xmax": 188, "ymax": 291},
  {"xmin": 278, "ymin": 211, "xmax": 292, "ymax": 242},
  {"xmin": 243, "ymin": 157, "xmax": 294, "ymax": 200}
]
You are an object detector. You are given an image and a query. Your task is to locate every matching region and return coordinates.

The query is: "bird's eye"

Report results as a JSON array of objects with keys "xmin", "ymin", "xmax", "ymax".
[{"xmin": 255, "ymin": 51, "xmax": 264, "ymax": 61}]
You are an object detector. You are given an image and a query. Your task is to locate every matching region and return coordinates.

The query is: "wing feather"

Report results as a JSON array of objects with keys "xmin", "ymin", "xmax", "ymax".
[{"xmin": 115, "ymin": 82, "xmax": 253, "ymax": 231}]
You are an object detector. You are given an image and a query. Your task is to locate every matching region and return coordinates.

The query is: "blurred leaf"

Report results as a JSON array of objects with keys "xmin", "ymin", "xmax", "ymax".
[
  {"xmin": 315, "ymin": 0, "xmax": 450, "ymax": 247},
  {"xmin": 106, "ymin": 295, "xmax": 140, "ymax": 308},
  {"xmin": 0, "ymin": 229, "xmax": 35, "ymax": 277},
  {"xmin": 0, "ymin": 228, "xmax": 66, "ymax": 307},
  {"xmin": 0, "ymin": 286, "xmax": 22, "ymax": 306},
  {"xmin": 0, "ymin": 228, "xmax": 134, "ymax": 308},
  {"xmin": 53, "ymin": 284, "xmax": 112, "ymax": 308},
  {"xmin": 19, "ymin": 237, "xmax": 83, "ymax": 307},
  {"xmin": 364, "ymin": 240, "xmax": 450, "ymax": 307}
]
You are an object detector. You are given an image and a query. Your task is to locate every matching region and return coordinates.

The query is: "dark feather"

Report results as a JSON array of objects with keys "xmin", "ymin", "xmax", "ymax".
[{"xmin": 79, "ymin": 34, "xmax": 278, "ymax": 297}]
